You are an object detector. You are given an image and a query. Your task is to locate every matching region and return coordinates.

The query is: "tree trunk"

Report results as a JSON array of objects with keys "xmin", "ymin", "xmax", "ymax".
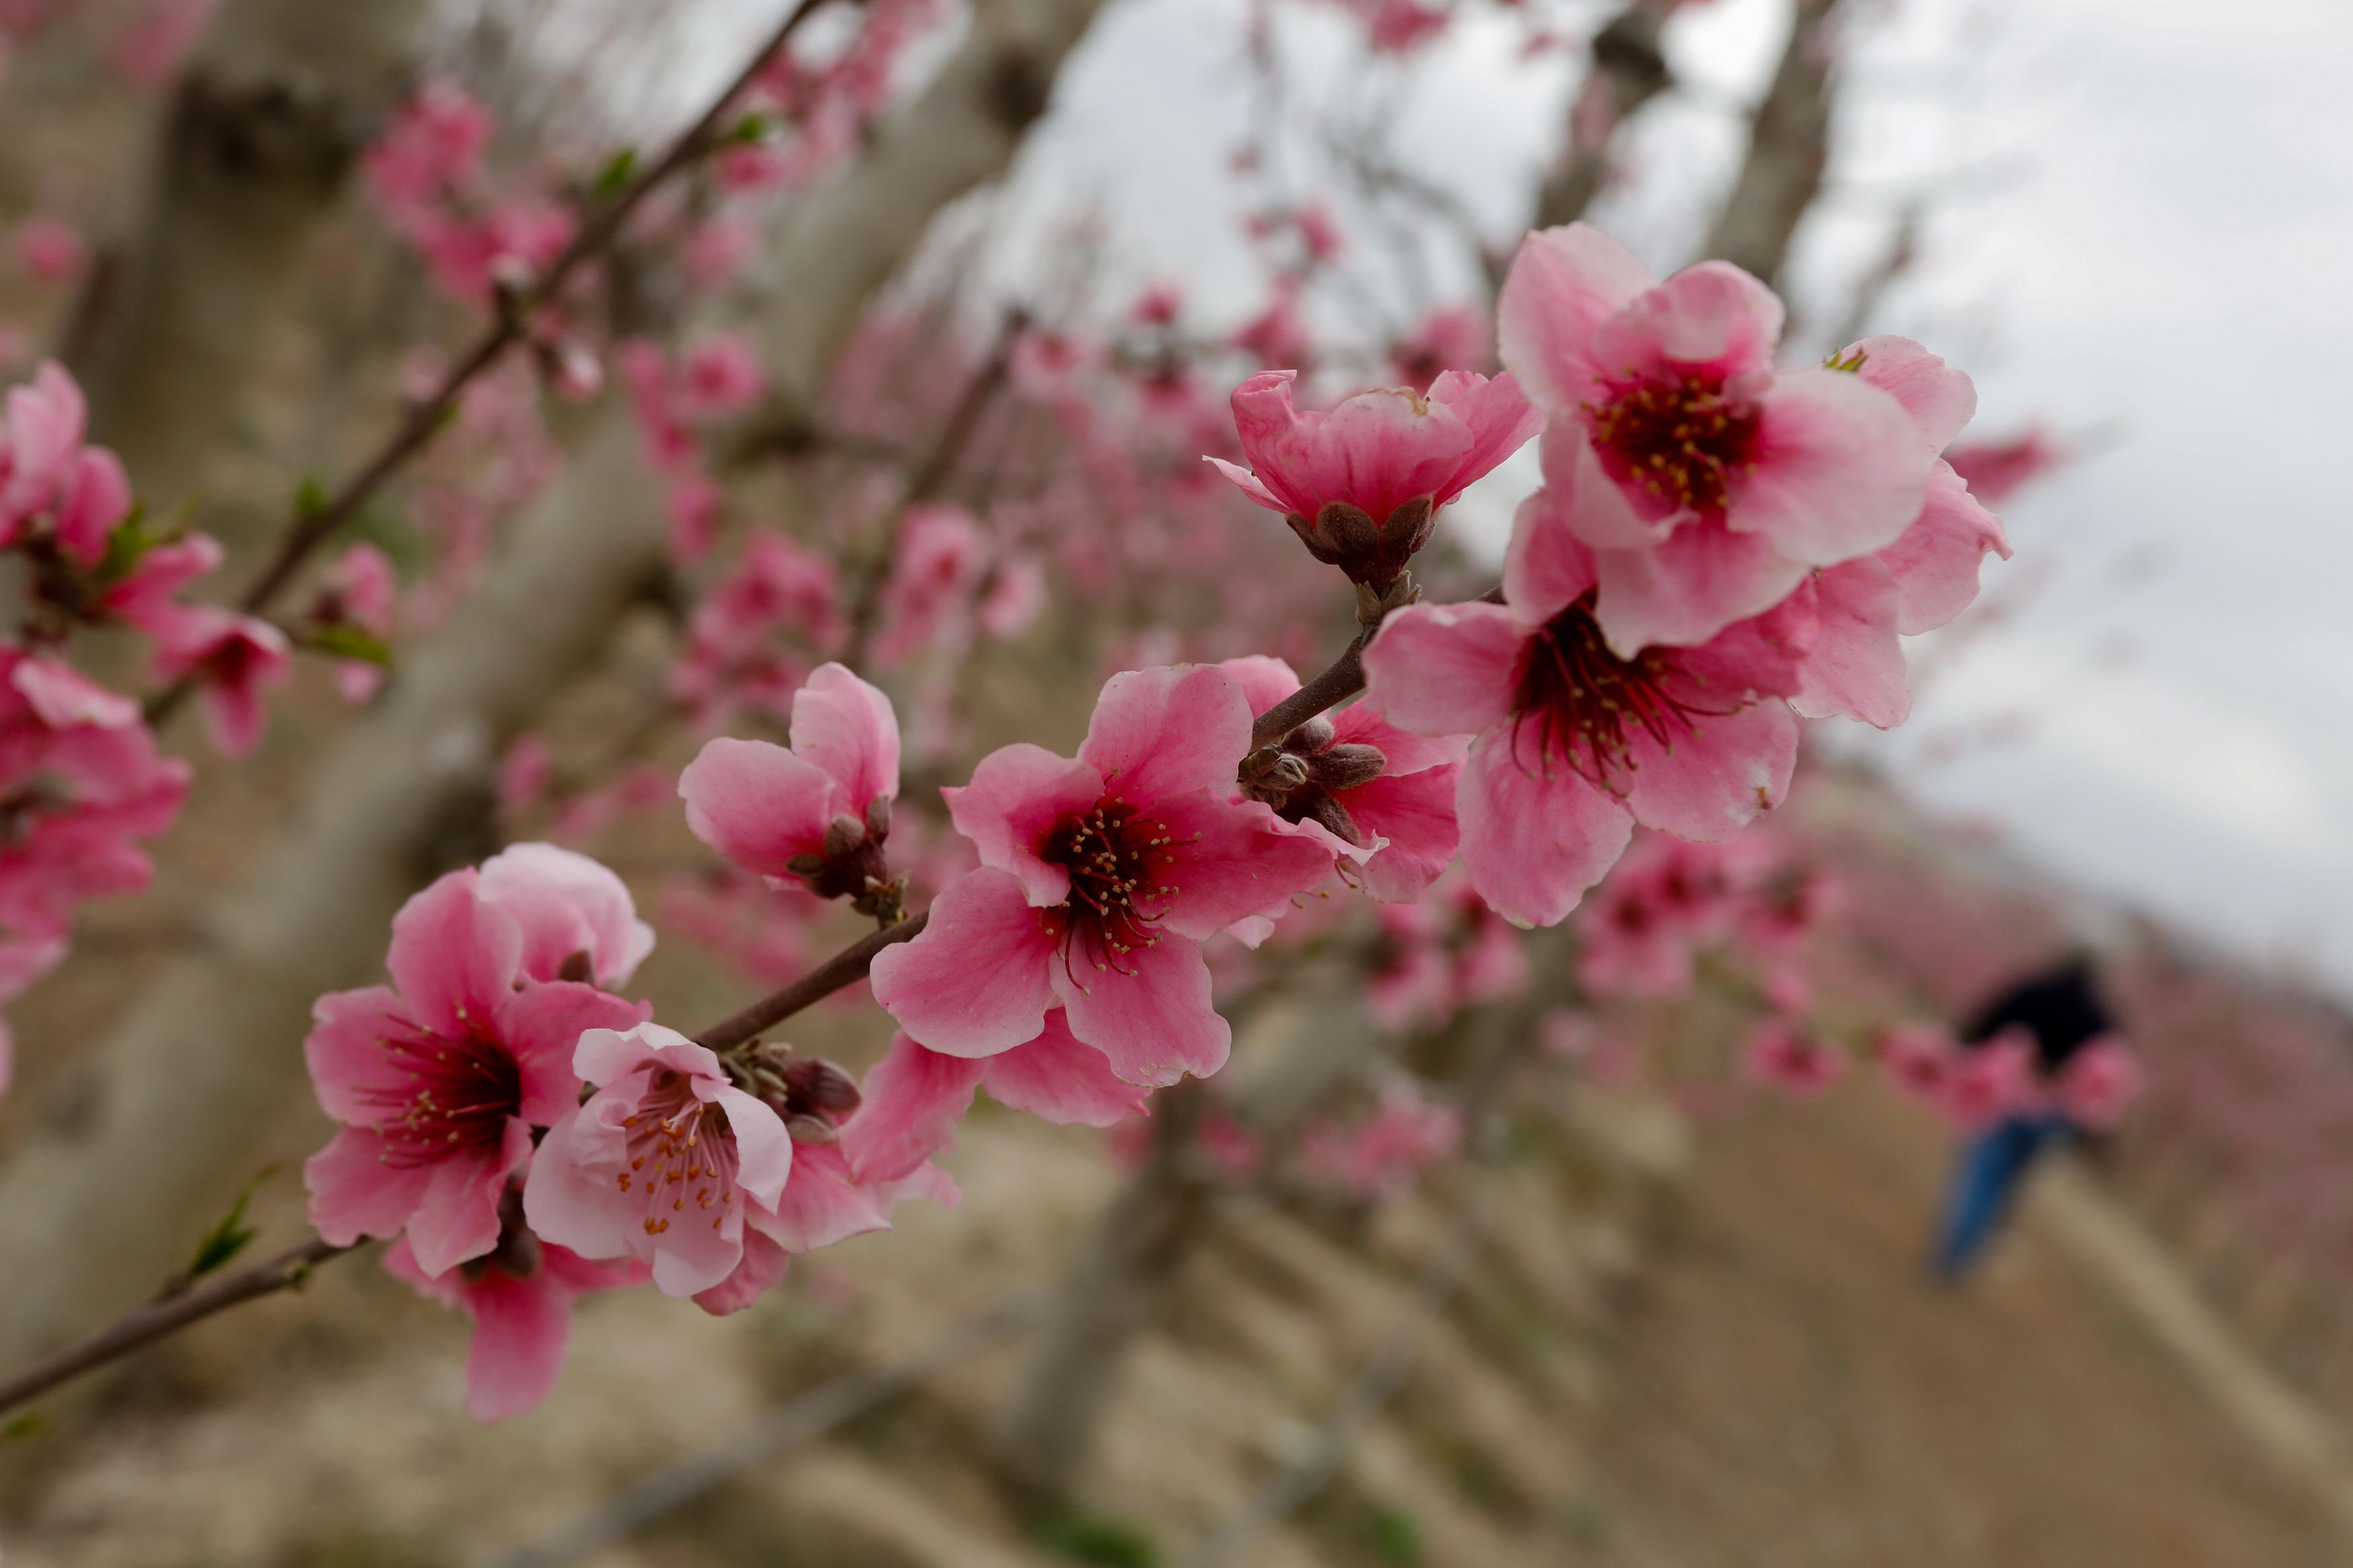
[
  {"xmin": 1700, "ymin": 0, "xmax": 1841, "ymax": 284},
  {"xmin": 1531, "ymin": 0, "xmax": 1676, "ymax": 232},
  {"xmin": 65, "ymin": 0, "xmax": 429, "ymax": 505},
  {"xmin": 0, "ymin": 0, "xmax": 1115, "ymax": 1378}
]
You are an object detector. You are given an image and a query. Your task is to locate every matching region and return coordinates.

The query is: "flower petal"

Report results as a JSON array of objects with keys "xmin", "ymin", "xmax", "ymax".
[
  {"xmin": 386, "ymin": 870, "xmax": 522, "ymax": 1039},
  {"xmin": 1078, "ymin": 664, "xmax": 1254, "ymax": 807},
  {"xmin": 1624, "ymin": 700, "xmax": 1799, "ymax": 841},
  {"xmin": 840, "ymin": 1032, "xmax": 986, "ymax": 1184},
  {"xmin": 982, "ymin": 1011, "xmax": 1152, "ymax": 1126},
  {"xmin": 678, "ymin": 737, "xmax": 836, "ymax": 878},
  {"xmin": 869, "ymin": 868, "xmax": 1058, "ymax": 1057},
  {"xmin": 1457, "ymin": 725, "xmax": 1634, "ymax": 927},
  {"xmin": 944, "ymin": 744, "xmax": 1104, "ymax": 905},
  {"xmin": 1051, "ymin": 935, "xmax": 1228, "ymax": 1087},
  {"xmin": 790, "ymin": 662, "xmax": 900, "ymax": 812},
  {"xmin": 1361, "ymin": 601, "xmax": 1524, "ymax": 738}
]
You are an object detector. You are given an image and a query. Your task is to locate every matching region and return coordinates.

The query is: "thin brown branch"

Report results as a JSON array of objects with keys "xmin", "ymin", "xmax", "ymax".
[
  {"xmin": 0, "ymin": 1236, "xmax": 348, "ymax": 1419},
  {"xmin": 693, "ymin": 909, "xmax": 928, "ymax": 1054},
  {"xmin": 142, "ymin": 0, "xmax": 843, "ymax": 727}
]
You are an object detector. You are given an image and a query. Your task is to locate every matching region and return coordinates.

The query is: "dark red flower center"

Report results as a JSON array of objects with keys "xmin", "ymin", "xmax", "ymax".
[
  {"xmin": 1511, "ymin": 596, "xmax": 1731, "ymax": 790},
  {"xmin": 361, "ymin": 1025, "xmax": 523, "ymax": 1168},
  {"xmin": 1587, "ymin": 371, "xmax": 1760, "ymax": 518},
  {"xmin": 618, "ymin": 1070, "xmax": 740, "ymax": 1238},
  {"xmin": 1041, "ymin": 797, "xmax": 1183, "ymax": 981}
]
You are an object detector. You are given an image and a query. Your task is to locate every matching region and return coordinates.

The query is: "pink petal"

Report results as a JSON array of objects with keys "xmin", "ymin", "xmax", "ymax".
[
  {"xmin": 495, "ymin": 982, "xmax": 645, "ymax": 1125},
  {"xmin": 754, "ymin": 1143, "xmax": 891, "ymax": 1253},
  {"xmin": 403, "ymin": 1120, "xmax": 531, "ymax": 1277},
  {"xmin": 1457, "ymin": 727, "xmax": 1634, "ymax": 927},
  {"xmin": 943, "ymin": 744, "xmax": 1104, "ymax": 906},
  {"xmin": 678, "ymin": 737, "xmax": 835, "ymax": 879},
  {"xmin": 56, "ymin": 448, "xmax": 131, "ymax": 567},
  {"xmin": 1051, "ymin": 934, "xmax": 1228, "ymax": 1087},
  {"xmin": 1154, "ymin": 792, "xmax": 1337, "ymax": 940},
  {"xmin": 1589, "ymin": 260, "xmax": 1784, "ymax": 382},
  {"xmin": 386, "ymin": 870, "xmax": 523, "ymax": 1039},
  {"xmin": 1590, "ymin": 519, "xmax": 1804, "ymax": 656},
  {"xmin": 692, "ymin": 1229, "xmax": 791, "ymax": 1316},
  {"xmin": 1881, "ymin": 460, "xmax": 2011, "ymax": 634},
  {"xmin": 1847, "ymin": 334, "xmax": 1977, "ymax": 454},
  {"xmin": 1733, "ymin": 368, "xmax": 1927, "ymax": 565},
  {"xmin": 1429, "ymin": 370, "xmax": 1544, "ymax": 499},
  {"xmin": 303, "ymin": 985, "xmax": 413, "ymax": 1124},
  {"xmin": 1503, "ymin": 462, "xmax": 1609, "ymax": 624},
  {"xmin": 477, "ymin": 841, "xmax": 654, "ymax": 987},
  {"xmin": 790, "ymin": 662, "xmax": 900, "ymax": 812},
  {"xmin": 458, "ymin": 1266, "xmax": 577, "ymax": 1419},
  {"xmin": 1216, "ymin": 654, "xmax": 1304, "ymax": 716},
  {"xmin": 869, "ymin": 868, "xmax": 1058, "ymax": 1057},
  {"xmin": 1623, "ymin": 700, "xmax": 1800, "ymax": 841},
  {"xmin": 1078, "ymin": 664, "xmax": 1254, "ymax": 807},
  {"xmin": 1327, "ymin": 704, "xmax": 1468, "ymax": 779},
  {"xmin": 1342, "ymin": 764, "xmax": 1462, "ymax": 903},
  {"xmin": 840, "ymin": 1032, "xmax": 986, "ymax": 1184},
  {"xmin": 1207, "ymin": 454, "xmax": 1289, "ymax": 513},
  {"xmin": 1787, "ymin": 561, "xmax": 1910, "ymax": 729},
  {"xmin": 520, "ymin": 1108, "xmax": 630, "ymax": 1262},
  {"xmin": 1360, "ymin": 601, "xmax": 1524, "ymax": 737},
  {"xmin": 1497, "ymin": 222, "xmax": 1656, "ymax": 411},
  {"xmin": 304, "ymin": 1124, "xmax": 432, "ymax": 1245},
  {"xmin": 11, "ymin": 655, "xmax": 136, "ymax": 729},
  {"xmin": 982, "ymin": 1011, "xmax": 1152, "ymax": 1126},
  {"xmin": 708, "ymin": 1082, "xmax": 794, "ymax": 1211}
]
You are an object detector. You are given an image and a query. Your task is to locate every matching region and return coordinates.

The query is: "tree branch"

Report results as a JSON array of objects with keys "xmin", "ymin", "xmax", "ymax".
[{"xmin": 143, "ymin": 0, "xmax": 841, "ymax": 726}]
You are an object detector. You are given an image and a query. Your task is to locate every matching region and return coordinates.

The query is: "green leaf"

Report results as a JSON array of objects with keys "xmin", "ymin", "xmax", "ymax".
[
  {"xmin": 95, "ymin": 503, "xmax": 168, "ymax": 585},
  {"xmin": 594, "ymin": 147, "xmax": 639, "ymax": 196},
  {"xmin": 1033, "ymin": 1512, "xmax": 1160, "ymax": 1568},
  {"xmin": 184, "ymin": 1166, "xmax": 276, "ymax": 1285},
  {"xmin": 309, "ymin": 623, "xmax": 393, "ymax": 666},
  {"xmin": 727, "ymin": 110, "xmax": 774, "ymax": 145},
  {"xmin": 296, "ymin": 476, "xmax": 331, "ymax": 518},
  {"xmin": 3, "ymin": 1410, "xmax": 46, "ymax": 1441}
]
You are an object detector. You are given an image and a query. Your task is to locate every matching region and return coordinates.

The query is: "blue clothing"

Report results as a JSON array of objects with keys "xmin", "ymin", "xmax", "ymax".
[{"xmin": 1933, "ymin": 1113, "xmax": 2070, "ymax": 1280}]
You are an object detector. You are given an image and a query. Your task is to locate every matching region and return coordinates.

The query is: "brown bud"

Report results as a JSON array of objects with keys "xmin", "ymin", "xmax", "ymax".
[
  {"xmin": 782, "ymin": 1055, "xmax": 864, "ymax": 1119},
  {"xmin": 1283, "ymin": 716, "xmax": 1337, "ymax": 754},
  {"xmin": 785, "ymin": 852, "xmax": 829, "ymax": 878},
  {"xmin": 823, "ymin": 814, "xmax": 867, "ymax": 858},
  {"xmin": 1312, "ymin": 499, "xmax": 1382, "ymax": 567},
  {"xmin": 864, "ymin": 793, "xmax": 893, "ymax": 845},
  {"xmin": 1375, "ymin": 493, "xmax": 1436, "ymax": 566},
  {"xmin": 1306, "ymin": 742, "xmax": 1386, "ymax": 792}
]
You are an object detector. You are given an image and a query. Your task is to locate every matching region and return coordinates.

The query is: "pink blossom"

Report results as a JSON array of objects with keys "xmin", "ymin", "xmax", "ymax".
[
  {"xmin": 1741, "ymin": 1019, "xmax": 1847, "ymax": 1098},
  {"xmin": 1940, "ymin": 1028, "xmax": 2044, "ymax": 1130},
  {"xmin": 1222, "ymin": 654, "xmax": 1465, "ymax": 903},
  {"xmin": 871, "ymin": 503, "xmax": 986, "ymax": 664},
  {"xmin": 1300, "ymin": 1080, "xmax": 1463, "ymax": 1198},
  {"xmin": 1944, "ymin": 428, "xmax": 2067, "ymax": 506},
  {"xmin": 679, "ymin": 662, "xmax": 899, "ymax": 903},
  {"xmin": 95, "ymin": 531, "xmax": 223, "ymax": 634},
  {"xmin": 1770, "ymin": 337, "xmax": 2013, "ymax": 729},
  {"xmin": 477, "ymin": 841, "xmax": 655, "ymax": 988},
  {"xmin": 871, "ymin": 665, "xmax": 1334, "ymax": 1085},
  {"xmin": 978, "ymin": 556, "xmax": 1049, "ymax": 642},
  {"xmin": 1209, "ymin": 368, "xmax": 1540, "ymax": 586},
  {"xmin": 666, "ymin": 474, "xmax": 723, "ymax": 564},
  {"xmin": 1389, "ymin": 304, "xmax": 1491, "ymax": 393},
  {"xmin": 1497, "ymin": 222, "xmax": 1927, "ymax": 651},
  {"xmin": 151, "ymin": 606, "xmax": 293, "ymax": 757},
  {"xmin": 498, "ymin": 734, "xmax": 554, "ymax": 816},
  {"xmin": 381, "ymin": 1196, "xmax": 647, "ymax": 1421},
  {"xmin": 674, "ymin": 333, "xmax": 769, "ymax": 423},
  {"xmin": 1362, "ymin": 491, "xmax": 1803, "ymax": 927},
  {"xmin": 522, "ymin": 1022, "xmax": 792, "ymax": 1298},
  {"xmin": 685, "ymin": 214, "xmax": 760, "ymax": 287},
  {"xmin": 14, "ymin": 215, "xmax": 85, "ymax": 284},
  {"xmin": 1230, "ymin": 288, "xmax": 1316, "ymax": 373},
  {"xmin": 842, "ymin": 1017, "xmax": 1152, "ymax": 1181},
  {"xmin": 321, "ymin": 542, "xmax": 397, "ymax": 704},
  {"xmin": 1878, "ymin": 1021, "xmax": 1960, "ymax": 1111},
  {"xmin": 2057, "ymin": 1035, "xmax": 2140, "ymax": 1132},
  {"xmin": 304, "ymin": 868, "xmax": 647, "ymax": 1276},
  {"xmin": 1365, "ymin": 0, "xmax": 1450, "ymax": 52},
  {"xmin": 0, "ymin": 361, "xmax": 130, "ymax": 563},
  {"xmin": 364, "ymin": 81, "xmax": 494, "ymax": 226}
]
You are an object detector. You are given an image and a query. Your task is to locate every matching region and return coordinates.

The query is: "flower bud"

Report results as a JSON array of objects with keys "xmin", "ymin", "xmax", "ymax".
[
  {"xmin": 1283, "ymin": 716, "xmax": 1337, "ymax": 754},
  {"xmin": 785, "ymin": 852, "xmax": 829, "ymax": 878},
  {"xmin": 822, "ymin": 814, "xmax": 867, "ymax": 858},
  {"xmin": 781, "ymin": 1055, "xmax": 863, "ymax": 1119},
  {"xmin": 1306, "ymin": 742, "xmax": 1386, "ymax": 792},
  {"xmin": 864, "ymin": 794, "xmax": 893, "ymax": 845}
]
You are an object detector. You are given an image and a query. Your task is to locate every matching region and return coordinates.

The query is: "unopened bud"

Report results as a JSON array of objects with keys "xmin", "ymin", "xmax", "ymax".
[
  {"xmin": 1283, "ymin": 716, "xmax": 1337, "ymax": 755},
  {"xmin": 782, "ymin": 1055, "xmax": 864, "ymax": 1119},
  {"xmin": 785, "ymin": 852, "xmax": 829, "ymax": 879},
  {"xmin": 823, "ymin": 814, "xmax": 867, "ymax": 858},
  {"xmin": 1304, "ymin": 792, "xmax": 1364, "ymax": 847},
  {"xmin": 1306, "ymin": 742, "xmax": 1386, "ymax": 792},
  {"xmin": 864, "ymin": 794, "xmax": 893, "ymax": 845}
]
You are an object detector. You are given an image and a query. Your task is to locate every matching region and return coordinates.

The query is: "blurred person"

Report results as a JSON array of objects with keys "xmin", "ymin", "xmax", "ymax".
[{"xmin": 1931, "ymin": 950, "xmax": 2115, "ymax": 1280}]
